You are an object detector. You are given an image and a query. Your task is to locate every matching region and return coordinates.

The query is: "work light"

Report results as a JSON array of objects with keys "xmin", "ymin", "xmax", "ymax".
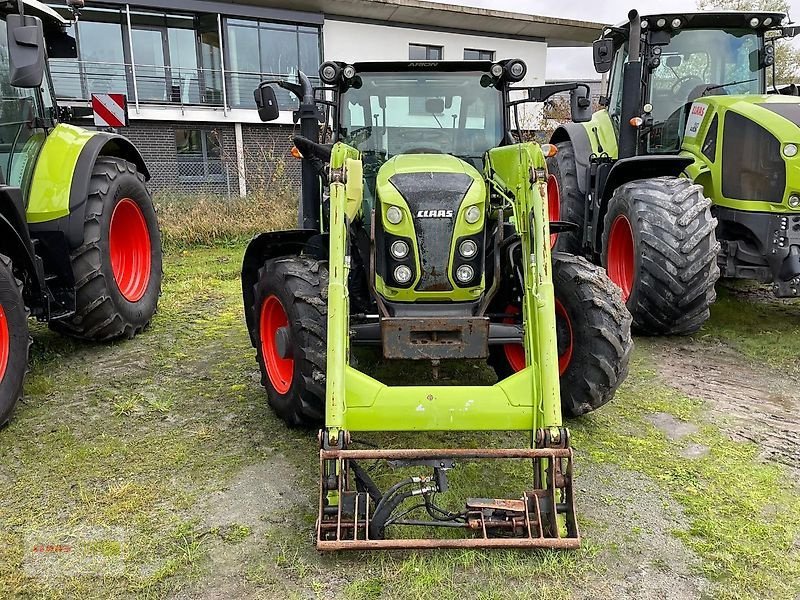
[
  {"xmin": 391, "ymin": 240, "xmax": 409, "ymax": 259},
  {"xmin": 319, "ymin": 62, "xmax": 340, "ymax": 84},
  {"xmin": 456, "ymin": 265, "xmax": 474, "ymax": 284},
  {"xmin": 459, "ymin": 239, "xmax": 478, "ymax": 259},
  {"xmin": 394, "ymin": 265, "xmax": 412, "ymax": 284}
]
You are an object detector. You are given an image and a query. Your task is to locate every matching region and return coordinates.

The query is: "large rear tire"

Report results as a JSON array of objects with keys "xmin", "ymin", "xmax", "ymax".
[
  {"xmin": 50, "ymin": 157, "xmax": 162, "ymax": 341},
  {"xmin": 0, "ymin": 254, "xmax": 29, "ymax": 427},
  {"xmin": 546, "ymin": 141, "xmax": 585, "ymax": 254},
  {"xmin": 602, "ymin": 177, "xmax": 719, "ymax": 335},
  {"xmin": 251, "ymin": 256, "xmax": 327, "ymax": 427},
  {"xmin": 489, "ymin": 253, "xmax": 632, "ymax": 416}
]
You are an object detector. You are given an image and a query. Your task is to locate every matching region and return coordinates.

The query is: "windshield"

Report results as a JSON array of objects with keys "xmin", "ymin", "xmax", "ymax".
[
  {"xmin": 647, "ymin": 28, "xmax": 760, "ymax": 153},
  {"xmin": 338, "ymin": 71, "xmax": 504, "ymax": 167},
  {"xmin": 0, "ymin": 14, "xmax": 46, "ymax": 195}
]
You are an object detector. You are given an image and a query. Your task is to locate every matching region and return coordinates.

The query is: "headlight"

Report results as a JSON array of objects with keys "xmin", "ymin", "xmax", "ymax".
[
  {"xmin": 319, "ymin": 62, "xmax": 340, "ymax": 83},
  {"xmin": 394, "ymin": 265, "xmax": 412, "ymax": 284},
  {"xmin": 789, "ymin": 194, "xmax": 800, "ymax": 208},
  {"xmin": 386, "ymin": 206, "xmax": 403, "ymax": 225},
  {"xmin": 390, "ymin": 240, "xmax": 409, "ymax": 259},
  {"xmin": 671, "ymin": 18, "xmax": 682, "ymax": 28},
  {"xmin": 465, "ymin": 205, "xmax": 481, "ymax": 224},
  {"xmin": 459, "ymin": 239, "xmax": 478, "ymax": 258},
  {"xmin": 750, "ymin": 17, "xmax": 760, "ymax": 28},
  {"xmin": 455, "ymin": 265, "xmax": 474, "ymax": 284},
  {"xmin": 656, "ymin": 18, "xmax": 666, "ymax": 27},
  {"xmin": 507, "ymin": 60, "xmax": 527, "ymax": 81},
  {"xmin": 784, "ymin": 143, "xmax": 798, "ymax": 158}
]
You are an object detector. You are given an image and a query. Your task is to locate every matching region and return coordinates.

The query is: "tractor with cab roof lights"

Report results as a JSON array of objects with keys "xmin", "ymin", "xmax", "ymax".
[
  {"xmin": 242, "ymin": 58, "xmax": 632, "ymax": 549},
  {"xmin": 548, "ymin": 9, "xmax": 800, "ymax": 335}
]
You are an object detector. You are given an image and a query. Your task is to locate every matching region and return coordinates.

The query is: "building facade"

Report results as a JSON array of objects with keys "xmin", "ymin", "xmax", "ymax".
[{"xmin": 48, "ymin": 0, "xmax": 601, "ymax": 197}]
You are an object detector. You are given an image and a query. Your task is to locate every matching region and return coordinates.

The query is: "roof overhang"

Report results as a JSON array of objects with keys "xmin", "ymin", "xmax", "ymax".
[{"xmin": 237, "ymin": 0, "xmax": 605, "ymax": 46}]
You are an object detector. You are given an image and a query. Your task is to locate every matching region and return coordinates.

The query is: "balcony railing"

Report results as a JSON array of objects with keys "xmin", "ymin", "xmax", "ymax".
[{"xmin": 50, "ymin": 59, "xmax": 319, "ymax": 111}]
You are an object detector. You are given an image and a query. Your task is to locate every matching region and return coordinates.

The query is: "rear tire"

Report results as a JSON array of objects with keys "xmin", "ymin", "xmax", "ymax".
[
  {"xmin": 546, "ymin": 141, "xmax": 585, "ymax": 254},
  {"xmin": 252, "ymin": 256, "xmax": 327, "ymax": 427},
  {"xmin": 602, "ymin": 177, "xmax": 719, "ymax": 335},
  {"xmin": 489, "ymin": 253, "xmax": 632, "ymax": 416},
  {"xmin": 0, "ymin": 254, "xmax": 29, "ymax": 427},
  {"xmin": 50, "ymin": 157, "xmax": 162, "ymax": 341}
]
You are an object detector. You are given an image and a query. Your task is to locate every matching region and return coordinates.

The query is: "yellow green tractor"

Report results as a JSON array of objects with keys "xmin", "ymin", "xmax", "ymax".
[
  {"xmin": 548, "ymin": 10, "xmax": 800, "ymax": 334},
  {"xmin": 0, "ymin": 1, "xmax": 162, "ymax": 425},
  {"xmin": 243, "ymin": 60, "xmax": 632, "ymax": 548}
]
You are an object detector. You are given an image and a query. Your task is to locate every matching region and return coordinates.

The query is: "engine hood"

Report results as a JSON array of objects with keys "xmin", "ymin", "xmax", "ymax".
[{"xmin": 693, "ymin": 94, "xmax": 800, "ymax": 140}]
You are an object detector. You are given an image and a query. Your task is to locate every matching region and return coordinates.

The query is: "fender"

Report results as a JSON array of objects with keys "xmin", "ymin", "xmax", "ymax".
[
  {"xmin": 550, "ymin": 123, "xmax": 593, "ymax": 194},
  {"xmin": 0, "ymin": 187, "xmax": 48, "ymax": 315},
  {"xmin": 27, "ymin": 126, "xmax": 150, "ymax": 249},
  {"xmin": 241, "ymin": 229, "xmax": 326, "ymax": 345},
  {"xmin": 590, "ymin": 155, "xmax": 694, "ymax": 249}
]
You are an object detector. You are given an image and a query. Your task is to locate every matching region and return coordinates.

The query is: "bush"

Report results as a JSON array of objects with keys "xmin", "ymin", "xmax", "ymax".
[{"xmin": 155, "ymin": 190, "xmax": 297, "ymax": 249}]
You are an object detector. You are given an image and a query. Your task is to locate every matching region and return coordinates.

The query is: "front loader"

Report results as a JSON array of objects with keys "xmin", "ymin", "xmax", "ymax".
[
  {"xmin": 243, "ymin": 60, "xmax": 632, "ymax": 548},
  {"xmin": 0, "ymin": 1, "xmax": 162, "ymax": 426},
  {"xmin": 549, "ymin": 9, "xmax": 800, "ymax": 335}
]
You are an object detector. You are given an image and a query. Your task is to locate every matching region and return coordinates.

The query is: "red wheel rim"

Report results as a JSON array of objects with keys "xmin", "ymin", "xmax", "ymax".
[
  {"xmin": 547, "ymin": 174, "xmax": 560, "ymax": 248},
  {"xmin": 502, "ymin": 302, "xmax": 572, "ymax": 376},
  {"xmin": 554, "ymin": 299, "xmax": 573, "ymax": 375},
  {"xmin": 0, "ymin": 305, "xmax": 8, "ymax": 383},
  {"xmin": 109, "ymin": 198, "xmax": 152, "ymax": 302},
  {"xmin": 607, "ymin": 214, "xmax": 635, "ymax": 302},
  {"xmin": 260, "ymin": 295, "xmax": 294, "ymax": 394}
]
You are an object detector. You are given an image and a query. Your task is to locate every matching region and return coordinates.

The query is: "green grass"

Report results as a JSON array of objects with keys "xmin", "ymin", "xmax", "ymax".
[{"xmin": 1, "ymin": 244, "xmax": 798, "ymax": 599}]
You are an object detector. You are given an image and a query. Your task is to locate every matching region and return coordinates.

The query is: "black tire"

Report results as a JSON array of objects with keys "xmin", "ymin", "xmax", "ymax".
[
  {"xmin": 602, "ymin": 177, "xmax": 719, "ymax": 336},
  {"xmin": 0, "ymin": 254, "xmax": 30, "ymax": 427},
  {"xmin": 546, "ymin": 141, "xmax": 585, "ymax": 254},
  {"xmin": 252, "ymin": 256, "xmax": 327, "ymax": 427},
  {"xmin": 50, "ymin": 157, "xmax": 162, "ymax": 341},
  {"xmin": 489, "ymin": 254, "xmax": 632, "ymax": 416}
]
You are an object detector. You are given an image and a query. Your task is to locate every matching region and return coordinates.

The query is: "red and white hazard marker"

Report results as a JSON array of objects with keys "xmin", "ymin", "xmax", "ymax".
[{"xmin": 91, "ymin": 93, "xmax": 129, "ymax": 128}]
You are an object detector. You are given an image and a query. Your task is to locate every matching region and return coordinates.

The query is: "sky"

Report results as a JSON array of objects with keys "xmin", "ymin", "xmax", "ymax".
[{"xmin": 430, "ymin": 0, "xmax": 800, "ymax": 79}]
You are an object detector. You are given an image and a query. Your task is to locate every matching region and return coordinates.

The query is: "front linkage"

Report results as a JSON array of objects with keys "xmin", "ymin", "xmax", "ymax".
[{"xmin": 316, "ymin": 142, "xmax": 580, "ymax": 550}]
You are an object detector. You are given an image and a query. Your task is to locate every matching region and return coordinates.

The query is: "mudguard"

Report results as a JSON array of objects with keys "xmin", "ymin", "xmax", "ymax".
[
  {"xmin": 241, "ymin": 229, "xmax": 326, "ymax": 345},
  {"xmin": 550, "ymin": 123, "xmax": 593, "ymax": 194},
  {"xmin": 600, "ymin": 155, "xmax": 693, "ymax": 201},
  {"xmin": 27, "ymin": 125, "xmax": 150, "ymax": 249}
]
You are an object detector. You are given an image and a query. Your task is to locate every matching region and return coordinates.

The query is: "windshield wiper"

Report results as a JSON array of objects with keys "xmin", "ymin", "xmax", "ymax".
[{"xmin": 703, "ymin": 78, "xmax": 757, "ymax": 94}]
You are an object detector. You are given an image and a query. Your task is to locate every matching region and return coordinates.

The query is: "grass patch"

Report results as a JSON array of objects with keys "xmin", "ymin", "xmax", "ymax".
[
  {"xmin": 154, "ymin": 191, "xmax": 296, "ymax": 250},
  {"xmin": 703, "ymin": 284, "xmax": 800, "ymax": 375}
]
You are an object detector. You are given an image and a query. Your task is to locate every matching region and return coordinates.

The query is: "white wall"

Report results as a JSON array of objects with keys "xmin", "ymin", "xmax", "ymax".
[{"xmin": 323, "ymin": 20, "xmax": 547, "ymax": 87}]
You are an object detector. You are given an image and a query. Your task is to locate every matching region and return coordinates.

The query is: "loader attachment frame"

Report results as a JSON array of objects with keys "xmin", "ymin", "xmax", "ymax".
[{"xmin": 317, "ymin": 142, "xmax": 579, "ymax": 549}]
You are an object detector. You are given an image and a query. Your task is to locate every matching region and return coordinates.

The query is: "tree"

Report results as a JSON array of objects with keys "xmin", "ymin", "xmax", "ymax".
[{"xmin": 697, "ymin": 0, "xmax": 800, "ymax": 84}]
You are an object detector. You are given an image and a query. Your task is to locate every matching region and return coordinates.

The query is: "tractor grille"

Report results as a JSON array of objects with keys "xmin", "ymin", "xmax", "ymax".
[
  {"xmin": 722, "ymin": 111, "xmax": 785, "ymax": 203},
  {"xmin": 388, "ymin": 172, "xmax": 474, "ymax": 292}
]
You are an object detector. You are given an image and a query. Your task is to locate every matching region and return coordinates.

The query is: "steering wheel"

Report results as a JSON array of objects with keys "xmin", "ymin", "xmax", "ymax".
[
  {"xmin": 671, "ymin": 75, "xmax": 705, "ymax": 102},
  {"xmin": 404, "ymin": 147, "xmax": 443, "ymax": 154}
]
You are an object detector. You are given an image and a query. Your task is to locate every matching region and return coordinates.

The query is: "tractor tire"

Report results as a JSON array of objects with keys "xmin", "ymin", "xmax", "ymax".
[
  {"xmin": 252, "ymin": 256, "xmax": 327, "ymax": 427},
  {"xmin": 602, "ymin": 177, "xmax": 719, "ymax": 336},
  {"xmin": 489, "ymin": 253, "xmax": 632, "ymax": 416},
  {"xmin": 0, "ymin": 254, "xmax": 30, "ymax": 427},
  {"xmin": 546, "ymin": 141, "xmax": 584, "ymax": 254},
  {"xmin": 50, "ymin": 157, "xmax": 162, "ymax": 341}
]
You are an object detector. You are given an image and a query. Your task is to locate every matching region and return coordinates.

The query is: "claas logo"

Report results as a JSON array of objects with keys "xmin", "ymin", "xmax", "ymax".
[{"xmin": 416, "ymin": 210, "xmax": 454, "ymax": 218}]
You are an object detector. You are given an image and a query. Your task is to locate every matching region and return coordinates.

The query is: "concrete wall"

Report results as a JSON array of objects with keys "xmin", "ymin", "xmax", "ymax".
[{"xmin": 323, "ymin": 19, "xmax": 548, "ymax": 86}]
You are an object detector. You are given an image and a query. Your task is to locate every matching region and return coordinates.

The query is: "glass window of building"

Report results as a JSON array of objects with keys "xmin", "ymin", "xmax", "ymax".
[
  {"xmin": 176, "ymin": 129, "xmax": 225, "ymax": 183},
  {"xmin": 225, "ymin": 18, "xmax": 321, "ymax": 109},
  {"xmin": 409, "ymin": 44, "xmax": 443, "ymax": 60},
  {"xmin": 464, "ymin": 49, "xmax": 494, "ymax": 61}
]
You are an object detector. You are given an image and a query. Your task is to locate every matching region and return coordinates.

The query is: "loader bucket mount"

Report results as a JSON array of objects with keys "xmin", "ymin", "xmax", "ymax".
[{"xmin": 316, "ymin": 429, "xmax": 579, "ymax": 550}]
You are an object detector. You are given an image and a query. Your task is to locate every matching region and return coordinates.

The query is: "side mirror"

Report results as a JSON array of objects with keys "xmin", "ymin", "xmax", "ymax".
[
  {"xmin": 7, "ymin": 14, "xmax": 45, "ymax": 88},
  {"xmin": 593, "ymin": 39, "xmax": 615, "ymax": 74},
  {"xmin": 425, "ymin": 97, "xmax": 445, "ymax": 114},
  {"xmin": 782, "ymin": 25, "xmax": 800, "ymax": 38},
  {"xmin": 570, "ymin": 85, "xmax": 592, "ymax": 123},
  {"xmin": 254, "ymin": 83, "xmax": 280, "ymax": 122}
]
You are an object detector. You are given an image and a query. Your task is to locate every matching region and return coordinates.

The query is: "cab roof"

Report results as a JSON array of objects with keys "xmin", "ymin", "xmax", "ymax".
[{"xmin": 606, "ymin": 11, "xmax": 785, "ymax": 37}]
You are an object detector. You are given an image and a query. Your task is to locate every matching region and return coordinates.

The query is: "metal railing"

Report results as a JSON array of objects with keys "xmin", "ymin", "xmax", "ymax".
[{"xmin": 50, "ymin": 59, "xmax": 318, "ymax": 111}]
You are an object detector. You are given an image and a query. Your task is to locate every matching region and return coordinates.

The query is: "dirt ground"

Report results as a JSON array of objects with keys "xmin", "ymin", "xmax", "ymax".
[{"xmin": 0, "ymin": 247, "xmax": 798, "ymax": 600}]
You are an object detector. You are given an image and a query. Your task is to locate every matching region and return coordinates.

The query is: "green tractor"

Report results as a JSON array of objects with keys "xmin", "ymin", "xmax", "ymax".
[
  {"xmin": 548, "ymin": 9, "xmax": 800, "ymax": 334},
  {"xmin": 243, "ymin": 59, "xmax": 632, "ymax": 548},
  {"xmin": 0, "ymin": 1, "xmax": 162, "ymax": 425}
]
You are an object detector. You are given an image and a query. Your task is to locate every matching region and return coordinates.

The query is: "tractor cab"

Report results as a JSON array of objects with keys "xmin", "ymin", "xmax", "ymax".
[{"xmin": 596, "ymin": 11, "xmax": 788, "ymax": 154}]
